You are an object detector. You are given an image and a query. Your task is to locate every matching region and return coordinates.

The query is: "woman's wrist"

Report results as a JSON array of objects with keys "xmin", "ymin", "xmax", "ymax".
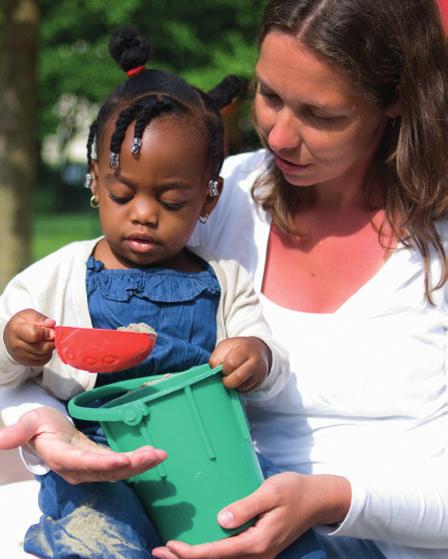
[{"xmin": 307, "ymin": 474, "xmax": 352, "ymax": 526}]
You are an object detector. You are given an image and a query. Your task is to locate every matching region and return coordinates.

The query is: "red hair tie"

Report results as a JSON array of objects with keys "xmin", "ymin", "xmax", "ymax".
[{"xmin": 127, "ymin": 65, "xmax": 145, "ymax": 77}]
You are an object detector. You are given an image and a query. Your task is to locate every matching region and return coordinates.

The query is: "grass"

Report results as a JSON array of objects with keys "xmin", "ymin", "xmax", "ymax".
[{"xmin": 32, "ymin": 212, "xmax": 101, "ymax": 262}]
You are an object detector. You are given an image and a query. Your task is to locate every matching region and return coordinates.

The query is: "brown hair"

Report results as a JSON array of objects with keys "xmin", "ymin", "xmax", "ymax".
[{"xmin": 253, "ymin": 0, "xmax": 448, "ymax": 298}]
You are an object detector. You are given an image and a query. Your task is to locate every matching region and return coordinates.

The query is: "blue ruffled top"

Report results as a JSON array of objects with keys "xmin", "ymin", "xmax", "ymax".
[{"xmin": 86, "ymin": 255, "xmax": 221, "ymax": 386}]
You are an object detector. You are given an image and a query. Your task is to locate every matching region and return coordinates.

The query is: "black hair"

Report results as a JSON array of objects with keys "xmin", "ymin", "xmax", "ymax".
[{"xmin": 87, "ymin": 26, "xmax": 246, "ymax": 178}]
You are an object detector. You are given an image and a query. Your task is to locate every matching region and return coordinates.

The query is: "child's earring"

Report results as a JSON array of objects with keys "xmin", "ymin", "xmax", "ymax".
[
  {"xmin": 90, "ymin": 195, "xmax": 99, "ymax": 209},
  {"xmin": 84, "ymin": 172, "xmax": 94, "ymax": 190},
  {"xmin": 110, "ymin": 152, "xmax": 120, "ymax": 169},
  {"xmin": 199, "ymin": 212, "xmax": 209, "ymax": 224},
  {"xmin": 208, "ymin": 179, "xmax": 220, "ymax": 198}
]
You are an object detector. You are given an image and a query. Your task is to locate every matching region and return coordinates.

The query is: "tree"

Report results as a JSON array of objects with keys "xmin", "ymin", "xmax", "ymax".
[{"xmin": 0, "ymin": 0, "xmax": 40, "ymax": 288}]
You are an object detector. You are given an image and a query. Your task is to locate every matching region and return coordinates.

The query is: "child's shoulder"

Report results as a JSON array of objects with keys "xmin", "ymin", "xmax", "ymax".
[
  {"xmin": 189, "ymin": 246, "xmax": 250, "ymax": 288},
  {"xmin": 15, "ymin": 238, "xmax": 100, "ymax": 279}
]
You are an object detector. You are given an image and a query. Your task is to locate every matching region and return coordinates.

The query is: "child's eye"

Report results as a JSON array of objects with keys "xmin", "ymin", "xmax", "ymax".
[
  {"xmin": 160, "ymin": 200, "xmax": 185, "ymax": 211},
  {"xmin": 109, "ymin": 193, "xmax": 133, "ymax": 205}
]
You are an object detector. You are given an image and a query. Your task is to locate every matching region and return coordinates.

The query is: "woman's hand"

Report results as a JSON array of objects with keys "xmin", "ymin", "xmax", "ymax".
[
  {"xmin": 4, "ymin": 308, "xmax": 56, "ymax": 367},
  {"xmin": 0, "ymin": 406, "xmax": 167, "ymax": 484},
  {"xmin": 152, "ymin": 472, "xmax": 351, "ymax": 559},
  {"xmin": 210, "ymin": 336, "xmax": 272, "ymax": 392}
]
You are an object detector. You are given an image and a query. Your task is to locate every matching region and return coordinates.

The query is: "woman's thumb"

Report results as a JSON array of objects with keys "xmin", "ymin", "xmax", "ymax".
[
  {"xmin": 0, "ymin": 411, "xmax": 38, "ymax": 449},
  {"xmin": 217, "ymin": 488, "xmax": 266, "ymax": 529}
]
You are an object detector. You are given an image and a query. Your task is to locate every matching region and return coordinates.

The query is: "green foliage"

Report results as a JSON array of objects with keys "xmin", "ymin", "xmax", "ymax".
[
  {"xmin": 32, "ymin": 212, "xmax": 101, "ymax": 261},
  {"xmin": 38, "ymin": 0, "xmax": 266, "ymax": 139}
]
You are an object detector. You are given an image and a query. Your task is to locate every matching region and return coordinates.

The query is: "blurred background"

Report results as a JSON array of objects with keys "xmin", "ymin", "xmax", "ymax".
[{"xmin": 0, "ymin": 0, "xmax": 267, "ymax": 291}]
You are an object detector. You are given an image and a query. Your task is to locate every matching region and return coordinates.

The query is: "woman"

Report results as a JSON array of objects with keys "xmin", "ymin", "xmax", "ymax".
[{"xmin": 2, "ymin": 1, "xmax": 448, "ymax": 557}]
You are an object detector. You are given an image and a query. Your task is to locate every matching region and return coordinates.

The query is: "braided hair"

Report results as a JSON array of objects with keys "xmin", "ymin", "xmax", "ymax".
[{"xmin": 87, "ymin": 27, "xmax": 246, "ymax": 179}]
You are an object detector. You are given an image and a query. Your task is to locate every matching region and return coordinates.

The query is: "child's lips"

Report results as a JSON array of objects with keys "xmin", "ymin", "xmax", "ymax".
[{"xmin": 125, "ymin": 235, "xmax": 160, "ymax": 253}]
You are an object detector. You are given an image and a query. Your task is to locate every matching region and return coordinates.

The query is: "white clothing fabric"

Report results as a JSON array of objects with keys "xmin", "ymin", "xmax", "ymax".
[
  {"xmin": 189, "ymin": 149, "xmax": 448, "ymax": 559},
  {"xmin": 5, "ymin": 150, "xmax": 448, "ymax": 558},
  {"xmin": 0, "ymin": 238, "xmax": 288, "ymax": 402}
]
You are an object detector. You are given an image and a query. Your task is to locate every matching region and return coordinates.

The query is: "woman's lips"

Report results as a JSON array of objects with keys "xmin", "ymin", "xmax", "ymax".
[{"xmin": 274, "ymin": 154, "xmax": 311, "ymax": 174}]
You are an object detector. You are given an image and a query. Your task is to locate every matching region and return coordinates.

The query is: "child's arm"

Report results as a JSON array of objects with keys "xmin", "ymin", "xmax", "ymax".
[
  {"xmin": 209, "ymin": 254, "xmax": 290, "ymax": 399},
  {"xmin": 4, "ymin": 309, "xmax": 56, "ymax": 367}
]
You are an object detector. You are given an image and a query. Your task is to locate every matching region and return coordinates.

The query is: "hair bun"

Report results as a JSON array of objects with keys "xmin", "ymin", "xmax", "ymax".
[
  {"xmin": 207, "ymin": 75, "xmax": 247, "ymax": 110},
  {"xmin": 109, "ymin": 27, "xmax": 150, "ymax": 72}
]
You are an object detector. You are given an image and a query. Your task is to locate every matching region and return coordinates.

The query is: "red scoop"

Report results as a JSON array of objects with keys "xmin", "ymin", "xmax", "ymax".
[{"xmin": 54, "ymin": 326, "xmax": 157, "ymax": 373}]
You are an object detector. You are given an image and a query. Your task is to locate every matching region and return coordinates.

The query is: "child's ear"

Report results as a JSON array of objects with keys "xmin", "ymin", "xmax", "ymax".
[
  {"xmin": 90, "ymin": 160, "xmax": 100, "ymax": 197},
  {"xmin": 202, "ymin": 176, "xmax": 224, "ymax": 216}
]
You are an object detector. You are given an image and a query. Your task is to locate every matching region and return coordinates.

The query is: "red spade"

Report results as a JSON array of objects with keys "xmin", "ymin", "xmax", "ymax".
[{"xmin": 54, "ymin": 326, "xmax": 157, "ymax": 373}]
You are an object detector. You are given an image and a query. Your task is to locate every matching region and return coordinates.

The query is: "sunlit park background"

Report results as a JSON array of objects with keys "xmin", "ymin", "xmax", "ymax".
[{"xmin": 0, "ymin": 0, "xmax": 266, "ymax": 290}]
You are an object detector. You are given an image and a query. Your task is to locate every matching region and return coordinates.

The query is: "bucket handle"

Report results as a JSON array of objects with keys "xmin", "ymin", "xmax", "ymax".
[{"xmin": 68, "ymin": 383, "xmax": 147, "ymax": 423}]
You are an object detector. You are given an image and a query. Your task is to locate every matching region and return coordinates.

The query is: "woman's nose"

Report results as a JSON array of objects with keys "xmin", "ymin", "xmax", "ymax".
[{"xmin": 267, "ymin": 109, "xmax": 302, "ymax": 153}]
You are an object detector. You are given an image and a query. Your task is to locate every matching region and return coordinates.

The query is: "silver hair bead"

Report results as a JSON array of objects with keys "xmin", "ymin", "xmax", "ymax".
[
  {"xmin": 131, "ymin": 137, "xmax": 142, "ymax": 157},
  {"xmin": 84, "ymin": 172, "xmax": 94, "ymax": 190},
  {"xmin": 109, "ymin": 152, "xmax": 120, "ymax": 169},
  {"xmin": 208, "ymin": 179, "xmax": 220, "ymax": 197}
]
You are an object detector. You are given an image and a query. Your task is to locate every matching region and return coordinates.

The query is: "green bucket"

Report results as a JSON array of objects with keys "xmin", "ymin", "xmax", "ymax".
[{"xmin": 68, "ymin": 364, "xmax": 264, "ymax": 544}]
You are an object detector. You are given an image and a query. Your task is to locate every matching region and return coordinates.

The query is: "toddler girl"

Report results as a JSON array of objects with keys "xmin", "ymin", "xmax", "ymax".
[{"xmin": 0, "ymin": 27, "xmax": 323, "ymax": 559}]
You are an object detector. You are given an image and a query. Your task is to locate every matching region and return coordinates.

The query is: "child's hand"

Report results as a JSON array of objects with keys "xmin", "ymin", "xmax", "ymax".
[
  {"xmin": 4, "ymin": 308, "xmax": 56, "ymax": 367},
  {"xmin": 209, "ymin": 337, "xmax": 272, "ymax": 392}
]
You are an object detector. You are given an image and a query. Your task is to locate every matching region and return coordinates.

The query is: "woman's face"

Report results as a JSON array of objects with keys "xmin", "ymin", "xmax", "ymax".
[{"xmin": 254, "ymin": 31, "xmax": 390, "ymax": 189}]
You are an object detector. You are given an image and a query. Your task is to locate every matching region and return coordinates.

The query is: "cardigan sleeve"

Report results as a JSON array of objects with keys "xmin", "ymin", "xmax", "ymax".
[
  {"xmin": 212, "ymin": 255, "xmax": 290, "ymax": 401},
  {"xmin": 0, "ymin": 272, "xmax": 44, "ymax": 387}
]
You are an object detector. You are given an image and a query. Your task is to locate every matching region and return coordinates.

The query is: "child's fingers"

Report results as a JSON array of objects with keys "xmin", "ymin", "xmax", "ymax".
[
  {"xmin": 19, "ymin": 322, "xmax": 54, "ymax": 344},
  {"xmin": 221, "ymin": 360, "xmax": 254, "ymax": 390},
  {"xmin": 209, "ymin": 340, "xmax": 233, "ymax": 370}
]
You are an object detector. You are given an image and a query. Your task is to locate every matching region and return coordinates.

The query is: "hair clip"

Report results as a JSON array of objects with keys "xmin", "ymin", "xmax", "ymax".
[
  {"xmin": 131, "ymin": 137, "xmax": 142, "ymax": 157},
  {"xmin": 84, "ymin": 172, "xmax": 94, "ymax": 190},
  {"xmin": 208, "ymin": 179, "xmax": 220, "ymax": 198},
  {"xmin": 110, "ymin": 152, "xmax": 120, "ymax": 169}
]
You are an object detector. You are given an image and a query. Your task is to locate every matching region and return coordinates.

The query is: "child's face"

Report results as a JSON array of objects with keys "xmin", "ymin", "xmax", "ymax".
[{"xmin": 92, "ymin": 115, "xmax": 218, "ymax": 268}]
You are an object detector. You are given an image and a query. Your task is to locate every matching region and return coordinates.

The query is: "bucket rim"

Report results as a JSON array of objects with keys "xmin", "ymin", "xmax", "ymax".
[{"xmin": 68, "ymin": 364, "xmax": 223, "ymax": 423}]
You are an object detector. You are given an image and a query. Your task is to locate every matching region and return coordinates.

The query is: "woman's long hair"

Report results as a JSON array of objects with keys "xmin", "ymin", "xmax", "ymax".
[{"xmin": 254, "ymin": 0, "xmax": 448, "ymax": 299}]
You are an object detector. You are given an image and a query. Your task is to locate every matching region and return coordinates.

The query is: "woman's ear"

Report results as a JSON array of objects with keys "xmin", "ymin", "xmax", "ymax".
[
  {"xmin": 202, "ymin": 176, "xmax": 224, "ymax": 216},
  {"xmin": 385, "ymin": 89, "xmax": 401, "ymax": 119}
]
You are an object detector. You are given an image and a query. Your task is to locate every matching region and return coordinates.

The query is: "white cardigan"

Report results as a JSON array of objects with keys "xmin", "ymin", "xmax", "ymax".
[{"xmin": 0, "ymin": 238, "xmax": 288, "ymax": 402}]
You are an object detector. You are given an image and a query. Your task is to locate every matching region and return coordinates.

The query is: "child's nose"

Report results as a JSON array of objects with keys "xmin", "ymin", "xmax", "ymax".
[{"xmin": 130, "ymin": 198, "xmax": 158, "ymax": 226}]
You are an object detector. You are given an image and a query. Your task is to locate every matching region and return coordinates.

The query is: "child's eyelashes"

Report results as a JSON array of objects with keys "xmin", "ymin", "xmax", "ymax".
[
  {"xmin": 108, "ymin": 192, "xmax": 186, "ymax": 211},
  {"xmin": 109, "ymin": 193, "xmax": 133, "ymax": 205},
  {"xmin": 160, "ymin": 201, "xmax": 185, "ymax": 211}
]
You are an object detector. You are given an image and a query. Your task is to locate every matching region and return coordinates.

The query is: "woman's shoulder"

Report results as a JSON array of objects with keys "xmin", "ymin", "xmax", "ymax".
[{"xmin": 221, "ymin": 149, "xmax": 270, "ymax": 186}]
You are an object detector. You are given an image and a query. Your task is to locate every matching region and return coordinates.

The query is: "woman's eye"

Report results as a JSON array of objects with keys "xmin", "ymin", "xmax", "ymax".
[{"xmin": 258, "ymin": 87, "xmax": 281, "ymax": 104}]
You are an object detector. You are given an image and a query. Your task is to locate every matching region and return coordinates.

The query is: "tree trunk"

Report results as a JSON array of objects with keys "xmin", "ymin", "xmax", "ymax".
[{"xmin": 0, "ymin": 0, "xmax": 40, "ymax": 289}]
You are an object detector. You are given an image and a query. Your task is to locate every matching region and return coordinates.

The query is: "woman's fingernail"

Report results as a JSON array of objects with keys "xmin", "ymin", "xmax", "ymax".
[{"xmin": 218, "ymin": 509, "xmax": 234, "ymax": 527}]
